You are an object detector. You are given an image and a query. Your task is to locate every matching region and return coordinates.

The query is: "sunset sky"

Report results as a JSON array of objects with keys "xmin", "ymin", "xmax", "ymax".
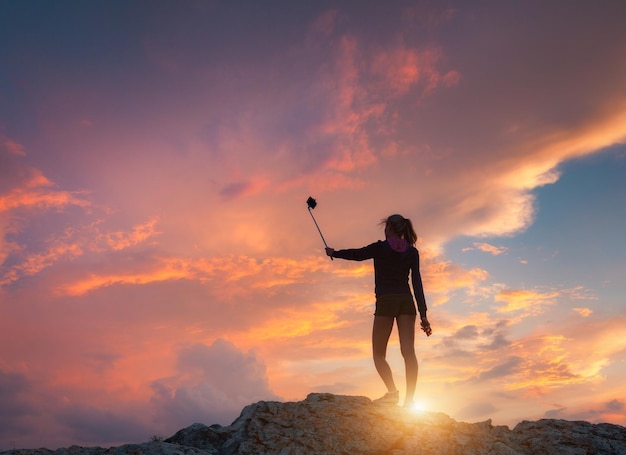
[{"xmin": 2, "ymin": 0, "xmax": 626, "ymax": 449}]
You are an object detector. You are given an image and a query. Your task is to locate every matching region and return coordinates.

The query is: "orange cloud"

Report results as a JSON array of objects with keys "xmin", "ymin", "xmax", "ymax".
[
  {"xmin": 0, "ymin": 238, "xmax": 84, "ymax": 286},
  {"xmin": 495, "ymin": 288, "xmax": 559, "ymax": 314},
  {"xmin": 462, "ymin": 106, "xmax": 626, "ymax": 239},
  {"xmin": 58, "ymin": 254, "xmax": 333, "ymax": 297},
  {"xmin": 573, "ymin": 307, "xmax": 593, "ymax": 317},
  {"xmin": 1, "ymin": 217, "xmax": 163, "ymax": 288},
  {"xmin": 449, "ymin": 315, "xmax": 626, "ymax": 404},
  {"xmin": 60, "ymin": 259, "xmax": 192, "ymax": 296},
  {"xmin": 494, "ymin": 286, "xmax": 597, "ymax": 316},
  {"xmin": 244, "ymin": 306, "xmax": 350, "ymax": 342},
  {"xmin": 422, "ymin": 253, "xmax": 490, "ymax": 303},
  {"xmin": 505, "ymin": 335, "xmax": 607, "ymax": 394},
  {"xmin": 0, "ymin": 175, "xmax": 90, "ymax": 213},
  {"xmin": 100, "ymin": 218, "xmax": 160, "ymax": 251},
  {"xmin": 463, "ymin": 242, "xmax": 508, "ymax": 256},
  {"xmin": 0, "ymin": 163, "xmax": 93, "ymax": 286}
]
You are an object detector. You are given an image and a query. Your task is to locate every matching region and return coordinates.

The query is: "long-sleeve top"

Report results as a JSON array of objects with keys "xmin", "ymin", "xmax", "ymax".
[{"xmin": 332, "ymin": 240, "xmax": 428, "ymax": 318}]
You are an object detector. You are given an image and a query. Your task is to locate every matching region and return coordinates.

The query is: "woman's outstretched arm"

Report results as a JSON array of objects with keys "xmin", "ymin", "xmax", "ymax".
[{"xmin": 326, "ymin": 242, "xmax": 379, "ymax": 261}]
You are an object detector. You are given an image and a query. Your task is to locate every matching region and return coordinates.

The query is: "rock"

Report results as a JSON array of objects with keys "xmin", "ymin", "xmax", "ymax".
[
  {"xmin": 3, "ymin": 393, "xmax": 626, "ymax": 455},
  {"xmin": 165, "ymin": 423, "xmax": 225, "ymax": 454},
  {"xmin": 512, "ymin": 419, "xmax": 626, "ymax": 454},
  {"xmin": 1, "ymin": 442, "xmax": 210, "ymax": 455},
  {"xmin": 166, "ymin": 393, "xmax": 626, "ymax": 454}
]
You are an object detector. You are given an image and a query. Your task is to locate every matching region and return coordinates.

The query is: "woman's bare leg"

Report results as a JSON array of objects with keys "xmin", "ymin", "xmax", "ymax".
[
  {"xmin": 372, "ymin": 315, "xmax": 397, "ymax": 393},
  {"xmin": 397, "ymin": 314, "xmax": 418, "ymax": 406}
]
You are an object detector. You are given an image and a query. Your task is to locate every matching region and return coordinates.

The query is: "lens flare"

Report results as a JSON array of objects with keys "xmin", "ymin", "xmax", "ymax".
[{"xmin": 406, "ymin": 400, "xmax": 428, "ymax": 414}]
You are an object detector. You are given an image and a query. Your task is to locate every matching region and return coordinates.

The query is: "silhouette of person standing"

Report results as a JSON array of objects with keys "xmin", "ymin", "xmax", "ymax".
[{"xmin": 326, "ymin": 214, "xmax": 431, "ymax": 407}]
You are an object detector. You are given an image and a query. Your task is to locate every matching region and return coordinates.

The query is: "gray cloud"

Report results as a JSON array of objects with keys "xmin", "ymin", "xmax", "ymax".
[
  {"xmin": 456, "ymin": 401, "xmax": 498, "ymax": 421},
  {"xmin": 55, "ymin": 404, "xmax": 151, "ymax": 445},
  {"xmin": 477, "ymin": 357, "xmax": 523, "ymax": 382},
  {"xmin": 455, "ymin": 325, "xmax": 480, "ymax": 339},
  {"xmin": 544, "ymin": 407, "xmax": 568, "ymax": 419},
  {"xmin": 605, "ymin": 399, "xmax": 624, "ymax": 412},
  {"xmin": 0, "ymin": 370, "xmax": 35, "ymax": 435},
  {"xmin": 150, "ymin": 339, "xmax": 280, "ymax": 429},
  {"xmin": 219, "ymin": 181, "xmax": 254, "ymax": 199}
]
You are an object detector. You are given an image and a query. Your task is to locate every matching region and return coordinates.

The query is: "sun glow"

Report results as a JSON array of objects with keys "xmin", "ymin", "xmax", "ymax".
[{"xmin": 407, "ymin": 400, "xmax": 428, "ymax": 414}]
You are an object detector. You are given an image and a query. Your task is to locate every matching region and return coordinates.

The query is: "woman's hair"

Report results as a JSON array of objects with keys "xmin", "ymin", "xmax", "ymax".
[{"xmin": 380, "ymin": 214, "xmax": 417, "ymax": 245}]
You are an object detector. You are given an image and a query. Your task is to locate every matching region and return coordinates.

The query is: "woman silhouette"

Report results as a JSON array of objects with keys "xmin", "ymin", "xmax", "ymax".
[{"xmin": 325, "ymin": 214, "xmax": 431, "ymax": 407}]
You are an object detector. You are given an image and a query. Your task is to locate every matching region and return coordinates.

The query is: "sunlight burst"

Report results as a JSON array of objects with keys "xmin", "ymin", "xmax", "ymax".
[{"xmin": 406, "ymin": 400, "xmax": 428, "ymax": 414}]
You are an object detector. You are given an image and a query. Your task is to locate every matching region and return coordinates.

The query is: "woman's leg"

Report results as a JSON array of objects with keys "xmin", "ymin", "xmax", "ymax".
[
  {"xmin": 372, "ymin": 315, "xmax": 397, "ymax": 393},
  {"xmin": 397, "ymin": 314, "xmax": 418, "ymax": 406}
]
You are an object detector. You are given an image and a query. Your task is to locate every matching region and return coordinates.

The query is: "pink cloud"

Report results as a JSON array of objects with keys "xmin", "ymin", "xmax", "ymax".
[
  {"xmin": 370, "ymin": 46, "xmax": 423, "ymax": 95},
  {"xmin": 0, "ymin": 172, "xmax": 89, "ymax": 212},
  {"xmin": 369, "ymin": 45, "xmax": 457, "ymax": 98},
  {"xmin": 0, "ymin": 138, "xmax": 26, "ymax": 156},
  {"xmin": 100, "ymin": 218, "xmax": 160, "ymax": 251},
  {"xmin": 307, "ymin": 8, "xmax": 340, "ymax": 43}
]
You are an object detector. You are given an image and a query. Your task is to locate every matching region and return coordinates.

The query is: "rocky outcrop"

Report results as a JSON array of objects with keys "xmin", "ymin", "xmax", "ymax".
[{"xmin": 3, "ymin": 393, "xmax": 626, "ymax": 454}]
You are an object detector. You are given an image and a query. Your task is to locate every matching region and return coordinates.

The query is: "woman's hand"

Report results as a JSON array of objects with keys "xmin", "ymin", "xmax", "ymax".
[
  {"xmin": 420, "ymin": 317, "xmax": 432, "ymax": 337},
  {"xmin": 325, "ymin": 247, "xmax": 335, "ymax": 258}
]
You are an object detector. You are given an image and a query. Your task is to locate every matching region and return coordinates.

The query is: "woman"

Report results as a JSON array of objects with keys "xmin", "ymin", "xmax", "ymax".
[{"xmin": 325, "ymin": 214, "xmax": 431, "ymax": 407}]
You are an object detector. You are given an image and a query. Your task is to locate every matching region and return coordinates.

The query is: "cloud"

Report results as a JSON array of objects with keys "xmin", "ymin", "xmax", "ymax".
[
  {"xmin": 1, "ymin": 215, "xmax": 161, "ymax": 289},
  {"xmin": 477, "ymin": 357, "xmax": 523, "ymax": 382},
  {"xmin": 370, "ymin": 46, "xmax": 428, "ymax": 95},
  {"xmin": 57, "ymin": 253, "xmax": 331, "ymax": 297},
  {"xmin": 150, "ymin": 339, "xmax": 279, "ymax": 428},
  {"xmin": 0, "ymin": 370, "xmax": 34, "ymax": 429},
  {"xmin": 544, "ymin": 406, "xmax": 568, "ymax": 419},
  {"xmin": 453, "ymin": 325, "xmax": 480, "ymax": 340},
  {"xmin": 494, "ymin": 286, "xmax": 598, "ymax": 318},
  {"xmin": 0, "ymin": 137, "xmax": 26, "ymax": 156},
  {"xmin": 0, "ymin": 167, "xmax": 89, "ymax": 213},
  {"xmin": 55, "ymin": 404, "xmax": 151, "ymax": 445},
  {"xmin": 219, "ymin": 181, "xmax": 256, "ymax": 199},
  {"xmin": 0, "ymin": 146, "xmax": 94, "ymax": 281},
  {"xmin": 605, "ymin": 399, "xmax": 624, "ymax": 412},
  {"xmin": 494, "ymin": 288, "xmax": 559, "ymax": 314},
  {"xmin": 572, "ymin": 307, "xmax": 593, "ymax": 317},
  {"xmin": 456, "ymin": 401, "xmax": 498, "ymax": 420},
  {"xmin": 307, "ymin": 8, "xmax": 340, "ymax": 43},
  {"xmin": 544, "ymin": 399, "xmax": 626, "ymax": 424},
  {"xmin": 463, "ymin": 242, "xmax": 508, "ymax": 256},
  {"xmin": 432, "ymin": 315, "xmax": 615, "ymax": 397},
  {"xmin": 505, "ymin": 335, "xmax": 591, "ymax": 393},
  {"xmin": 420, "ymin": 251, "xmax": 490, "ymax": 304},
  {"xmin": 100, "ymin": 218, "xmax": 160, "ymax": 251}
]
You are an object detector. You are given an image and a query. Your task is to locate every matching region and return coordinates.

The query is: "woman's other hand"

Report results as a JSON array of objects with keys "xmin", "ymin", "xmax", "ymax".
[
  {"xmin": 420, "ymin": 317, "xmax": 432, "ymax": 337},
  {"xmin": 325, "ymin": 247, "xmax": 335, "ymax": 257}
]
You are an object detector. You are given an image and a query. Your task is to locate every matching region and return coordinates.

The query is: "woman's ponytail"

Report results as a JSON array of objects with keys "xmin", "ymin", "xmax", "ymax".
[{"xmin": 403, "ymin": 218, "xmax": 417, "ymax": 245}]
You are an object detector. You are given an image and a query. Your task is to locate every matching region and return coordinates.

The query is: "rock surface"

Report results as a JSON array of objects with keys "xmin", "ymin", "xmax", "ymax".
[{"xmin": 3, "ymin": 393, "xmax": 626, "ymax": 455}]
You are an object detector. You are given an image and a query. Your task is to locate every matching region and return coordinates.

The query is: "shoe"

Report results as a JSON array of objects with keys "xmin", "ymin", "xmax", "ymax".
[{"xmin": 373, "ymin": 390, "xmax": 399, "ymax": 405}]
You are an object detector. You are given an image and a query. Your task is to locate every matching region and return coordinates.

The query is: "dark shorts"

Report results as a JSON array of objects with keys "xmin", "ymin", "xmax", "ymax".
[{"xmin": 375, "ymin": 294, "xmax": 417, "ymax": 317}]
